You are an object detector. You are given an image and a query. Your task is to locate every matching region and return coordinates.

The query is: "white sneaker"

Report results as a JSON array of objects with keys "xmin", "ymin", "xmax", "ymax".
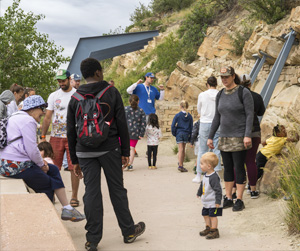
[{"xmin": 192, "ymin": 175, "xmax": 201, "ymax": 183}]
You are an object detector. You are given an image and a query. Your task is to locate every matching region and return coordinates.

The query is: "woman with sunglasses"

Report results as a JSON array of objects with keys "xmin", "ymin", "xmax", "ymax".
[
  {"xmin": 0, "ymin": 95, "xmax": 85, "ymax": 222},
  {"xmin": 207, "ymin": 66, "xmax": 254, "ymax": 212}
]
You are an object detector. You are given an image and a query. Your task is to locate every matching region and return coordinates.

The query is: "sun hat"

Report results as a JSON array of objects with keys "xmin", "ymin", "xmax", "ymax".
[
  {"xmin": 56, "ymin": 69, "xmax": 70, "ymax": 80},
  {"xmin": 22, "ymin": 95, "xmax": 47, "ymax": 111}
]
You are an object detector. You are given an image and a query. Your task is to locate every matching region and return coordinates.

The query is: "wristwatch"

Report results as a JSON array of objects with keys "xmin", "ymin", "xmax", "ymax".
[{"xmin": 39, "ymin": 135, "xmax": 46, "ymax": 140}]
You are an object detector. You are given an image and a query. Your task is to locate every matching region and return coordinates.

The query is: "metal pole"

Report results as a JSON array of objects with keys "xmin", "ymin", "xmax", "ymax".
[{"xmin": 249, "ymin": 54, "xmax": 261, "ymax": 79}]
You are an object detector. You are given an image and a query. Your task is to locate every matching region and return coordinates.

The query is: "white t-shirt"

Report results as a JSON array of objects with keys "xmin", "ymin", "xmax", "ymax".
[
  {"xmin": 47, "ymin": 88, "xmax": 76, "ymax": 138},
  {"xmin": 197, "ymin": 89, "xmax": 219, "ymax": 123}
]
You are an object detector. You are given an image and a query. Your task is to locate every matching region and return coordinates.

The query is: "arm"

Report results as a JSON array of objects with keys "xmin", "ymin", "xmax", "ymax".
[
  {"xmin": 188, "ymin": 115, "xmax": 193, "ymax": 142},
  {"xmin": 243, "ymin": 88, "xmax": 254, "ymax": 137},
  {"xmin": 139, "ymin": 109, "xmax": 146, "ymax": 138},
  {"xmin": 126, "ymin": 79, "xmax": 143, "ymax": 94},
  {"xmin": 197, "ymin": 181, "xmax": 203, "ymax": 197},
  {"xmin": 41, "ymin": 110, "xmax": 53, "ymax": 139},
  {"xmin": 209, "ymin": 173, "xmax": 222, "ymax": 206},
  {"xmin": 171, "ymin": 114, "xmax": 178, "ymax": 136},
  {"xmin": 287, "ymin": 133, "xmax": 299, "ymax": 142},
  {"xmin": 197, "ymin": 93, "xmax": 202, "ymax": 115},
  {"xmin": 67, "ymin": 98, "xmax": 79, "ymax": 164}
]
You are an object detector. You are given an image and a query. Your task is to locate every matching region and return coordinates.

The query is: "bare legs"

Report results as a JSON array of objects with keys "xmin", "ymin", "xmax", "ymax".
[{"xmin": 178, "ymin": 143, "xmax": 186, "ymax": 166}]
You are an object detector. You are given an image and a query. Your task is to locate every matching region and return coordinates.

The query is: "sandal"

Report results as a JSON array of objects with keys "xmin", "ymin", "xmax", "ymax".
[{"xmin": 70, "ymin": 198, "xmax": 79, "ymax": 207}]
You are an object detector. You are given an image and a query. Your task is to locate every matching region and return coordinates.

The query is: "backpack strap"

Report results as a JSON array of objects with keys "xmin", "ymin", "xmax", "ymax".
[
  {"xmin": 95, "ymin": 85, "xmax": 113, "ymax": 100},
  {"xmin": 216, "ymin": 86, "xmax": 244, "ymax": 108},
  {"xmin": 216, "ymin": 88, "xmax": 224, "ymax": 109},
  {"xmin": 72, "ymin": 92, "xmax": 85, "ymax": 101}
]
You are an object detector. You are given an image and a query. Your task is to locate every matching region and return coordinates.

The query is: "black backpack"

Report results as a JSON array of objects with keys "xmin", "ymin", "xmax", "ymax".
[{"xmin": 72, "ymin": 85, "xmax": 113, "ymax": 148}]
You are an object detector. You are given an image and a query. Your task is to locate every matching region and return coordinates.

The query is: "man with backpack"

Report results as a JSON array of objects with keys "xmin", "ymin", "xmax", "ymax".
[
  {"xmin": 41, "ymin": 69, "xmax": 81, "ymax": 208},
  {"xmin": 67, "ymin": 58, "xmax": 145, "ymax": 251}
]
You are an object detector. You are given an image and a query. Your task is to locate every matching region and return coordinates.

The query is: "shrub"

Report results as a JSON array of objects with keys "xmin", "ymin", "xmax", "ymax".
[
  {"xmin": 238, "ymin": 0, "xmax": 289, "ymax": 24},
  {"xmin": 172, "ymin": 144, "xmax": 178, "ymax": 154},
  {"xmin": 229, "ymin": 21, "xmax": 254, "ymax": 55},
  {"xmin": 150, "ymin": 33, "xmax": 183, "ymax": 75},
  {"xmin": 276, "ymin": 145, "xmax": 300, "ymax": 234},
  {"xmin": 151, "ymin": 0, "xmax": 196, "ymax": 14},
  {"xmin": 130, "ymin": 2, "xmax": 153, "ymax": 27}
]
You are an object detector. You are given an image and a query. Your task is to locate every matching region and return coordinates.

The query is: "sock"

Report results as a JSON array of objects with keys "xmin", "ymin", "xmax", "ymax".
[{"xmin": 63, "ymin": 205, "xmax": 73, "ymax": 210}]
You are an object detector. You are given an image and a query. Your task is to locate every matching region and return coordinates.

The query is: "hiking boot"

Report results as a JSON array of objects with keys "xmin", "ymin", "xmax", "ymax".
[
  {"xmin": 124, "ymin": 222, "xmax": 146, "ymax": 243},
  {"xmin": 223, "ymin": 196, "xmax": 234, "ymax": 209},
  {"xmin": 206, "ymin": 228, "xmax": 220, "ymax": 239},
  {"xmin": 250, "ymin": 191, "xmax": 260, "ymax": 199},
  {"xmin": 61, "ymin": 208, "xmax": 85, "ymax": 222},
  {"xmin": 178, "ymin": 166, "xmax": 188, "ymax": 172},
  {"xmin": 232, "ymin": 199, "xmax": 245, "ymax": 212},
  {"xmin": 127, "ymin": 165, "xmax": 133, "ymax": 171},
  {"xmin": 199, "ymin": 226, "xmax": 210, "ymax": 236},
  {"xmin": 85, "ymin": 242, "xmax": 98, "ymax": 251}
]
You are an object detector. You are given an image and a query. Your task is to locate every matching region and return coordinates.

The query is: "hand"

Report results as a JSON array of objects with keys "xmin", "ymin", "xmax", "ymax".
[
  {"xmin": 215, "ymin": 204, "xmax": 220, "ymax": 208},
  {"xmin": 158, "ymin": 84, "xmax": 164, "ymax": 90},
  {"xmin": 137, "ymin": 79, "xmax": 143, "ymax": 84},
  {"xmin": 190, "ymin": 144, "xmax": 194, "ymax": 148},
  {"xmin": 207, "ymin": 139, "xmax": 214, "ymax": 149},
  {"xmin": 139, "ymin": 136, "xmax": 143, "ymax": 139},
  {"xmin": 41, "ymin": 160, "xmax": 49, "ymax": 173},
  {"xmin": 244, "ymin": 137, "xmax": 252, "ymax": 149},
  {"xmin": 73, "ymin": 164, "xmax": 83, "ymax": 179},
  {"xmin": 122, "ymin": 156, "xmax": 129, "ymax": 170}
]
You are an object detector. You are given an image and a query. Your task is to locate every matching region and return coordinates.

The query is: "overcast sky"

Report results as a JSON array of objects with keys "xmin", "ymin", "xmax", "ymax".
[{"xmin": 1, "ymin": 0, "xmax": 152, "ymax": 68}]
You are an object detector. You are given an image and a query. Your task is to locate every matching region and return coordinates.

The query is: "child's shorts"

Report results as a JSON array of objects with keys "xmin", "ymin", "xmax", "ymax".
[
  {"xmin": 202, "ymin": 207, "xmax": 223, "ymax": 217},
  {"xmin": 130, "ymin": 139, "xmax": 138, "ymax": 148},
  {"xmin": 176, "ymin": 133, "xmax": 190, "ymax": 144}
]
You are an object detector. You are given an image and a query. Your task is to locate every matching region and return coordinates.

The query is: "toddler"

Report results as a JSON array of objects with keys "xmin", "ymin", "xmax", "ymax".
[
  {"xmin": 197, "ymin": 152, "xmax": 223, "ymax": 239},
  {"xmin": 38, "ymin": 141, "xmax": 55, "ymax": 165},
  {"xmin": 145, "ymin": 113, "xmax": 162, "ymax": 169}
]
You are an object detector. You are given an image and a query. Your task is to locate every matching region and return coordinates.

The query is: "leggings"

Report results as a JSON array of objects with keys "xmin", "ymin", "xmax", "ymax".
[
  {"xmin": 245, "ymin": 137, "xmax": 261, "ymax": 186},
  {"xmin": 147, "ymin": 145, "xmax": 158, "ymax": 166},
  {"xmin": 221, "ymin": 150, "xmax": 247, "ymax": 184}
]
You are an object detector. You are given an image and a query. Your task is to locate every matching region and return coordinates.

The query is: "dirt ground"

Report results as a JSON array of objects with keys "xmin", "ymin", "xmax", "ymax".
[{"xmin": 56, "ymin": 138, "xmax": 300, "ymax": 250}]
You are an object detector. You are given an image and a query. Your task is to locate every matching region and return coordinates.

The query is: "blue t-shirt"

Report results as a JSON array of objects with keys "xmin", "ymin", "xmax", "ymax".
[{"xmin": 133, "ymin": 84, "xmax": 161, "ymax": 115}]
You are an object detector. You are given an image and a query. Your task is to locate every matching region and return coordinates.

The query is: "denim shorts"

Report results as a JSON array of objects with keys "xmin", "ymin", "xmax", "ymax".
[{"xmin": 176, "ymin": 133, "xmax": 190, "ymax": 144}]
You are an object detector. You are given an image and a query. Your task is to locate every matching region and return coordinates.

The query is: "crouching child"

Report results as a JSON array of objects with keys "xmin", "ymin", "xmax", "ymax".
[{"xmin": 197, "ymin": 152, "xmax": 223, "ymax": 239}]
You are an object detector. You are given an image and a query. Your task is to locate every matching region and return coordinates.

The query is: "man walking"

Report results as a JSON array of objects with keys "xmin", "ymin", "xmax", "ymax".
[
  {"xmin": 67, "ymin": 58, "xmax": 145, "ymax": 251},
  {"xmin": 127, "ymin": 72, "xmax": 164, "ymax": 121},
  {"xmin": 41, "ymin": 69, "xmax": 80, "ymax": 207}
]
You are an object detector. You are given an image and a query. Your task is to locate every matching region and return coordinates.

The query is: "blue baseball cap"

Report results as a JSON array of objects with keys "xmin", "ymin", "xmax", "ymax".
[
  {"xmin": 145, "ymin": 72, "xmax": 155, "ymax": 78},
  {"xmin": 71, "ymin": 73, "xmax": 81, "ymax": 81},
  {"xmin": 22, "ymin": 95, "xmax": 47, "ymax": 111}
]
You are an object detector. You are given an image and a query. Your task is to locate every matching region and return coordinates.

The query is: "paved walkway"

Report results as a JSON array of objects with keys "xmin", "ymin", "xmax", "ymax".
[{"xmin": 57, "ymin": 138, "xmax": 299, "ymax": 250}]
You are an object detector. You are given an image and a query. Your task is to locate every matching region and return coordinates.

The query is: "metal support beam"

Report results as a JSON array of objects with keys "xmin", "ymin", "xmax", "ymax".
[
  {"xmin": 260, "ymin": 29, "xmax": 297, "ymax": 108},
  {"xmin": 67, "ymin": 30, "xmax": 159, "ymax": 75},
  {"xmin": 249, "ymin": 54, "xmax": 261, "ymax": 79}
]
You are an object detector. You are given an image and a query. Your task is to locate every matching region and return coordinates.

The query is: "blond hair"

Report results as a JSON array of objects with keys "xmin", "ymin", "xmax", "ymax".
[
  {"xmin": 201, "ymin": 152, "xmax": 219, "ymax": 168},
  {"xmin": 180, "ymin": 100, "xmax": 189, "ymax": 109}
]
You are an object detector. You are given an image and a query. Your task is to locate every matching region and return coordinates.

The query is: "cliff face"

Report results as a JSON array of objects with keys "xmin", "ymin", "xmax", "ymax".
[{"xmin": 111, "ymin": 6, "xmax": 300, "ymax": 141}]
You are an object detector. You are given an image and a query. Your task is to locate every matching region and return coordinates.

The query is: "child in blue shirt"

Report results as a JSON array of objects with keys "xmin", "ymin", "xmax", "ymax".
[{"xmin": 171, "ymin": 100, "xmax": 193, "ymax": 172}]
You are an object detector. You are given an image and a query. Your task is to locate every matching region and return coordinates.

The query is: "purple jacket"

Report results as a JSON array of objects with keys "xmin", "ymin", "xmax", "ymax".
[{"xmin": 0, "ymin": 111, "xmax": 44, "ymax": 167}]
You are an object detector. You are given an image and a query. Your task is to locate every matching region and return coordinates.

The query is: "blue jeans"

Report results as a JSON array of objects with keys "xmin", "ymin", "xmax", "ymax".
[{"xmin": 196, "ymin": 122, "xmax": 221, "ymax": 173}]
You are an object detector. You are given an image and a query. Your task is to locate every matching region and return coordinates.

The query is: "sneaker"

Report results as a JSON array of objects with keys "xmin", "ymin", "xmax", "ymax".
[
  {"xmin": 61, "ymin": 208, "xmax": 85, "ymax": 222},
  {"xmin": 206, "ymin": 228, "xmax": 219, "ymax": 239},
  {"xmin": 127, "ymin": 165, "xmax": 133, "ymax": 171},
  {"xmin": 178, "ymin": 166, "xmax": 188, "ymax": 172},
  {"xmin": 148, "ymin": 166, "xmax": 152, "ymax": 169},
  {"xmin": 232, "ymin": 199, "xmax": 245, "ymax": 212},
  {"xmin": 152, "ymin": 166, "xmax": 157, "ymax": 169},
  {"xmin": 223, "ymin": 196, "xmax": 234, "ymax": 209},
  {"xmin": 232, "ymin": 192, "xmax": 237, "ymax": 200},
  {"xmin": 199, "ymin": 226, "xmax": 210, "ymax": 236},
  {"xmin": 124, "ymin": 222, "xmax": 146, "ymax": 243},
  {"xmin": 192, "ymin": 175, "xmax": 201, "ymax": 183},
  {"xmin": 85, "ymin": 242, "xmax": 98, "ymax": 251},
  {"xmin": 250, "ymin": 191, "xmax": 260, "ymax": 199}
]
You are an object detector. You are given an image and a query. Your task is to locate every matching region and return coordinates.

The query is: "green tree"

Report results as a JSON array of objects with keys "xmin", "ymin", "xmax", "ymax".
[{"xmin": 0, "ymin": 0, "xmax": 69, "ymax": 99}]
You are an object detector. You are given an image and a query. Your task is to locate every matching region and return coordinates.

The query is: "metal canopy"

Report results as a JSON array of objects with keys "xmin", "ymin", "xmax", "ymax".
[{"xmin": 67, "ymin": 30, "xmax": 159, "ymax": 75}]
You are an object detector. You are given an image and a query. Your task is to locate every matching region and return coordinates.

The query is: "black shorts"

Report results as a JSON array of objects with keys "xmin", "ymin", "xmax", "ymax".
[{"xmin": 202, "ymin": 207, "xmax": 223, "ymax": 217}]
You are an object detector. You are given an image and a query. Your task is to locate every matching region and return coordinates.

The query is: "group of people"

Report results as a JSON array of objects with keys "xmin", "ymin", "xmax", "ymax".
[{"xmin": 0, "ymin": 59, "xmax": 297, "ymax": 249}]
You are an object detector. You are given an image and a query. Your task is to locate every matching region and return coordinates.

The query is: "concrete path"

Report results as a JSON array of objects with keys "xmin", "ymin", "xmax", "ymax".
[{"xmin": 57, "ymin": 138, "xmax": 300, "ymax": 250}]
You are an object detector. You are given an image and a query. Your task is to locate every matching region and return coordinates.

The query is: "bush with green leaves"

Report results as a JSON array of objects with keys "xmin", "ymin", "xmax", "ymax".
[
  {"xmin": 238, "ymin": 0, "xmax": 289, "ymax": 24},
  {"xmin": 129, "ymin": 2, "xmax": 153, "ymax": 27},
  {"xmin": 151, "ymin": 0, "xmax": 196, "ymax": 14},
  {"xmin": 276, "ymin": 145, "xmax": 300, "ymax": 234},
  {"xmin": 229, "ymin": 21, "xmax": 254, "ymax": 56},
  {"xmin": 150, "ymin": 33, "xmax": 183, "ymax": 75}
]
